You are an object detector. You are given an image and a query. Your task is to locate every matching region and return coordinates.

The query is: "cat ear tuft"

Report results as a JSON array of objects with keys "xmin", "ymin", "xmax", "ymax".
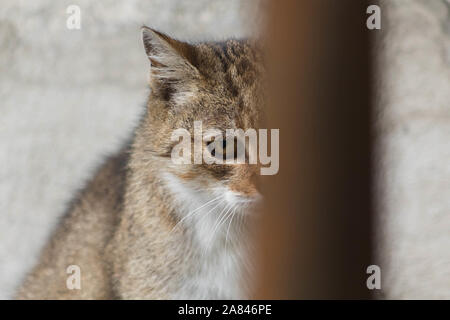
[{"xmin": 141, "ymin": 26, "xmax": 199, "ymax": 83}]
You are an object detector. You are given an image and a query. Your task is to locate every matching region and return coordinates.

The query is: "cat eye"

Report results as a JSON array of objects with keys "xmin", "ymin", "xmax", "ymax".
[
  {"xmin": 207, "ymin": 139, "xmax": 227, "ymax": 159},
  {"xmin": 206, "ymin": 137, "xmax": 242, "ymax": 161}
]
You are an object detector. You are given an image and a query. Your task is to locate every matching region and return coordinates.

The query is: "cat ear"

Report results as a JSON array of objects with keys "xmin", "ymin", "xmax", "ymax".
[{"xmin": 141, "ymin": 26, "xmax": 199, "ymax": 84}]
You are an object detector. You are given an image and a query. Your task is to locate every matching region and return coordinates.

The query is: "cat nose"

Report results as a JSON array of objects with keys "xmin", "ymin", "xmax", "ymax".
[
  {"xmin": 226, "ymin": 188, "xmax": 262, "ymax": 204},
  {"xmin": 228, "ymin": 165, "xmax": 261, "ymax": 198},
  {"xmin": 230, "ymin": 181, "xmax": 259, "ymax": 197}
]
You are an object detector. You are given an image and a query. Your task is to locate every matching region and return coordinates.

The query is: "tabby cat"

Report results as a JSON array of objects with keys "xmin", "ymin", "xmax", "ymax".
[{"xmin": 16, "ymin": 27, "xmax": 263, "ymax": 299}]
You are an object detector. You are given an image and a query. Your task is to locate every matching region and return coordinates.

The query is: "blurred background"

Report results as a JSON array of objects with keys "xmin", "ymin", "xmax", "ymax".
[{"xmin": 0, "ymin": 0, "xmax": 448, "ymax": 299}]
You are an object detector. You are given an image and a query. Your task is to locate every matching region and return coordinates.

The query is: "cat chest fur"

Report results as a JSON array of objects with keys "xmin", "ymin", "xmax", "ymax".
[{"xmin": 163, "ymin": 173, "xmax": 248, "ymax": 299}]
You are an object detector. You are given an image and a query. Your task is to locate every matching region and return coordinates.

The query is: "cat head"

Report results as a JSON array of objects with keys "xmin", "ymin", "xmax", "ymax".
[{"xmin": 138, "ymin": 27, "xmax": 264, "ymax": 210}]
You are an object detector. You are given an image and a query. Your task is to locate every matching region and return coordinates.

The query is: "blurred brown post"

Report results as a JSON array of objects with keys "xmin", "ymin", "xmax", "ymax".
[{"xmin": 254, "ymin": 0, "xmax": 374, "ymax": 299}]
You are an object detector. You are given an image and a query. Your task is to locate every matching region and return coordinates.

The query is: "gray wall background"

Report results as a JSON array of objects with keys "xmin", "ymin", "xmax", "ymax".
[
  {"xmin": 375, "ymin": 0, "xmax": 450, "ymax": 298},
  {"xmin": 0, "ymin": 0, "xmax": 448, "ymax": 299}
]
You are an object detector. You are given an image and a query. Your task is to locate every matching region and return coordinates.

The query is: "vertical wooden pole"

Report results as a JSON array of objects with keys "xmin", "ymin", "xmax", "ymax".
[{"xmin": 254, "ymin": 0, "xmax": 374, "ymax": 299}]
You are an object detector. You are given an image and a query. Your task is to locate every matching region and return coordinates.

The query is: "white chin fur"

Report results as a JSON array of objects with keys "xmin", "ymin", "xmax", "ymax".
[
  {"xmin": 160, "ymin": 171, "xmax": 255, "ymax": 299},
  {"xmin": 161, "ymin": 171, "xmax": 253, "ymax": 249}
]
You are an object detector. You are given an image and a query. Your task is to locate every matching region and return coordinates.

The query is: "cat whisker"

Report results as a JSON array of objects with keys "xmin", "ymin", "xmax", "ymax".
[
  {"xmin": 225, "ymin": 205, "xmax": 238, "ymax": 246},
  {"xmin": 198, "ymin": 201, "xmax": 231, "ymax": 257},
  {"xmin": 170, "ymin": 195, "xmax": 223, "ymax": 234},
  {"xmin": 203, "ymin": 204, "xmax": 234, "ymax": 255},
  {"xmin": 201, "ymin": 204, "xmax": 228, "ymax": 256},
  {"xmin": 196, "ymin": 198, "xmax": 226, "ymax": 231}
]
